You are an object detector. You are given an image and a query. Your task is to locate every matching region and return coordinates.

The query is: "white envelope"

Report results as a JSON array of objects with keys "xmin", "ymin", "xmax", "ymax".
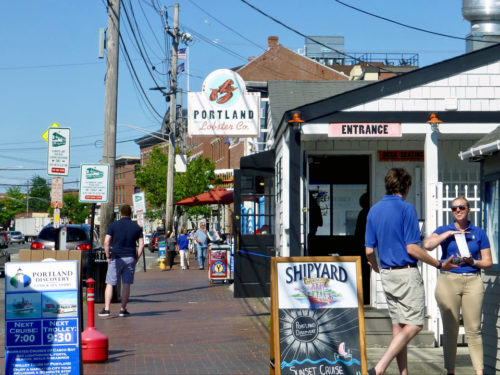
[{"xmin": 454, "ymin": 233, "xmax": 471, "ymax": 258}]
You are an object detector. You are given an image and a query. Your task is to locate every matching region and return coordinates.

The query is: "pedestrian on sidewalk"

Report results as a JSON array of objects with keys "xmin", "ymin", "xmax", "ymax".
[
  {"xmin": 194, "ymin": 222, "xmax": 208, "ymax": 270},
  {"xmin": 176, "ymin": 228, "xmax": 190, "ymax": 270},
  {"xmin": 99, "ymin": 204, "xmax": 144, "ymax": 318},
  {"xmin": 166, "ymin": 230, "xmax": 177, "ymax": 270},
  {"xmin": 424, "ymin": 196, "xmax": 492, "ymax": 375},
  {"xmin": 188, "ymin": 229, "xmax": 196, "ymax": 258},
  {"xmin": 365, "ymin": 168, "xmax": 457, "ymax": 375}
]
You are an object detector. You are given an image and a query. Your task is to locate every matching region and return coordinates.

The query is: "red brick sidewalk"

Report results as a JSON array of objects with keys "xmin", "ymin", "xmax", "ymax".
[{"xmin": 83, "ymin": 257, "xmax": 270, "ymax": 375}]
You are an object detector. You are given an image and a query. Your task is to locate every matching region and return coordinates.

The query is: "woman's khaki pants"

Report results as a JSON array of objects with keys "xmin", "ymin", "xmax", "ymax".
[{"xmin": 435, "ymin": 272, "xmax": 484, "ymax": 372}]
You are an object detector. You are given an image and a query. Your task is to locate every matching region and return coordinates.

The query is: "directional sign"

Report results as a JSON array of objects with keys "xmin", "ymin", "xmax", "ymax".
[
  {"xmin": 47, "ymin": 128, "xmax": 70, "ymax": 176},
  {"xmin": 79, "ymin": 164, "xmax": 109, "ymax": 203},
  {"xmin": 41, "ymin": 122, "xmax": 60, "ymax": 143}
]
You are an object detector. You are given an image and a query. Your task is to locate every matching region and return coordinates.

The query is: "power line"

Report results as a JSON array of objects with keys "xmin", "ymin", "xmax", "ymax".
[
  {"xmin": 239, "ymin": 0, "xmax": 404, "ymax": 74},
  {"xmin": 333, "ymin": 0, "xmax": 498, "ymax": 45}
]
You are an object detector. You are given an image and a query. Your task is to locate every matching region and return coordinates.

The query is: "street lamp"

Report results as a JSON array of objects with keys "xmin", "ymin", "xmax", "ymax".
[{"xmin": 426, "ymin": 113, "xmax": 443, "ymax": 132}]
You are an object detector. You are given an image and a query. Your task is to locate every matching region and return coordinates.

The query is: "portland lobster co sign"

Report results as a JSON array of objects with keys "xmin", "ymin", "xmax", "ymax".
[{"xmin": 188, "ymin": 69, "xmax": 260, "ymax": 137}]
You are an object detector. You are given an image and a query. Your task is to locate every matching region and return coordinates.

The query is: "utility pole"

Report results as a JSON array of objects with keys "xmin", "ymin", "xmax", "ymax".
[
  {"xmin": 164, "ymin": 3, "xmax": 179, "ymax": 232},
  {"xmin": 100, "ymin": 0, "xmax": 120, "ymax": 246}
]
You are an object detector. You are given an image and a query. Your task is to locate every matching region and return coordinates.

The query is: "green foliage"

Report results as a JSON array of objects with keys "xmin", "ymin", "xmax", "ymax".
[
  {"xmin": 0, "ymin": 187, "xmax": 26, "ymax": 228},
  {"xmin": 135, "ymin": 147, "xmax": 217, "ymax": 220},
  {"xmin": 29, "ymin": 175, "xmax": 51, "ymax": 212},
  {"xmin": 175, "ymin": 157, "xmax": 216, "ymax": 218},
  {"xmin": 135, "ymin": 147, "xmax": 168, "ymax": 209},
  {"xmin": 60, "ymin": 194, "xmax": 91, "ymax": 224}
]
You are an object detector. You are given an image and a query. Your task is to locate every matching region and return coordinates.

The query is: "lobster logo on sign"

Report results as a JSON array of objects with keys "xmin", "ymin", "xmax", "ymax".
[{"xmin": 209, "ymin": 79, "xmax": 238, "ymax": 104}]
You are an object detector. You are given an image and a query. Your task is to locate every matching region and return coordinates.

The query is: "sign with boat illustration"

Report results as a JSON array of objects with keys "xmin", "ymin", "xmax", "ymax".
[
  {"xmin": 4, "ymin": 261, "xmax": 81, "ymax": 375},
  {"xmin": 79, "ymin": 163, "xmax": 110, "ymax": 203},
  {"xmin": 47, "ymin": 127, "xmax": 70, "ymax": 176},
  {"xmin": 270, "ymin": 256, "xmax": 367, "ymax": 375}
]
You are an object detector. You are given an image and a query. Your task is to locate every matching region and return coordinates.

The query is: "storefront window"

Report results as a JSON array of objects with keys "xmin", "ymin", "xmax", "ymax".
[
  {"xmin": 241, "ymin": 175, "xmax": 274, "ymax": 235},
  {"xmin": 484, "ymin": 178, "xmax": 499, "ymax": 264}
]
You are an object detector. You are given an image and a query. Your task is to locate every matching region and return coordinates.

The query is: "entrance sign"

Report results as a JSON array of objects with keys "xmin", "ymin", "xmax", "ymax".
[
  {"xmin": 270, "ymin": 256, "xmax": 367, "ymax": 375},
  {"xmin": 47, "ymin": 128, "xmax": 71, "ymax": 176},
  {"xmin": 188, "ymin": 69, "xmax": 260, "ymax": 137},
  {"xmin": 329, "ymin": 122, "xmax": 401, "ymax": 137},
  {"xmin": 79, "ymin": 164, "xmax": 109, "ymax": 203},
  {"xmin": 5, "ymin": 261, "xmax": 81, "ymax": 375}
]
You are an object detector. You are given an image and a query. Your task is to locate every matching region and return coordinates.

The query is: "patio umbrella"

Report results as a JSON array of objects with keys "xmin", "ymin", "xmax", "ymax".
[{"xmin": 174, "ymin": 188, "xmax": 233, "ymax": 207}]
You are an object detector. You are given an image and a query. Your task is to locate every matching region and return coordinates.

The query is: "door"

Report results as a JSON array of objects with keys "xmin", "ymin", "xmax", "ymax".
[
  {"xmin": 308, "ymin": 155, "xmax": 371, "ymax": 304},
  {"xmin": 233, "ymin": 152, "xmax": 275, "ymax": 298}
]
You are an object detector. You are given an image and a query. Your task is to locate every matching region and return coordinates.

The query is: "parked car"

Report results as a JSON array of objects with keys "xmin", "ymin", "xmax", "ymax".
[
  {"xmin": 8, "ymin": 230, "xmax": 25, "ymax": 244},
  {"xmin": 149, "ymin": 229, "xmax": 165, "ymax": 252},
  {"xmin": 31, "ymin": 224, "xmax": 97, "ymax": 250},
  {"xmin": 0, "ymin": 248, "xmax": 11, "ymax": 276},
  {"xmin": 0, "ymin": 232, "xmax": 8, "ymax": 249}
]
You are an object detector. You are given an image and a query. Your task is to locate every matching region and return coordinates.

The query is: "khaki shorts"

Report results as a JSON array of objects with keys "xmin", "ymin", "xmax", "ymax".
[{"xmin": 380, "ymin": 267, "xmax": 425, "ymax": 326}]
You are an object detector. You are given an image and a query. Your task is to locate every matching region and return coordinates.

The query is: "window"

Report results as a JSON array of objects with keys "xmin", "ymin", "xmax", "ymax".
[
  {"xmin": 484, "ymin": 177, "xmax": 499, "ymax": 264},
  {"xmin": 240, "ymin": 175, "xmax": 275, "ymax": 235}
]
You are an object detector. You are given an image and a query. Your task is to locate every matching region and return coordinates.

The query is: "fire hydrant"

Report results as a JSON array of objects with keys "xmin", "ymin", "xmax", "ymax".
[
  {"xmin": 159, "ymin": 257, "xmax": 167, "ymax": 270},
  {"xmin": 82, "ymin": 278, "xmax": 109, "ymax": 362}
]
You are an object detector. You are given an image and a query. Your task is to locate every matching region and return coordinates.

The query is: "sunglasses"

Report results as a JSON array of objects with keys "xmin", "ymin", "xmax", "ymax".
[{"xmin": 451, "ymin": 205, "xmax": 467, "ymax": 212}]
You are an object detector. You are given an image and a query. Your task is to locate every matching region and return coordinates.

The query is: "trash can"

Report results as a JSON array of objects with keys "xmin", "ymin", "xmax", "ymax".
[{"xmin": 92, "ymin": 247, "xmax": 121, "ymax": 303}]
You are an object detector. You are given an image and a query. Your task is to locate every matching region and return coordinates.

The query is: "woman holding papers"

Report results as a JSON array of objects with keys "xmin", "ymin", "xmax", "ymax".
[{"xmin": 424, "ymin": 196, "xmax": 492, "ymax": 375}]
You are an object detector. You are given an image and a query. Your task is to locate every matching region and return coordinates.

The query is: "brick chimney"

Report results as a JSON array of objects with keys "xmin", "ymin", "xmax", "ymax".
[{"xmin": 268, "ymin": 36, "xmax": 279, "ymax": 50}]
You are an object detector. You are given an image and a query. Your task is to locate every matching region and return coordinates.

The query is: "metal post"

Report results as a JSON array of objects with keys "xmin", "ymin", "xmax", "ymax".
[{"xmin": 100, "ymin": 0, "xmax": 120, "ymax": 246}]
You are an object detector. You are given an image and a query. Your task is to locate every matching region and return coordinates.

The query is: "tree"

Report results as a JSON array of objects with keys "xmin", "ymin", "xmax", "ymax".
[
  {"xmin": 60, "ymin": 194, "xmax": 91, "ymax": 224},
  {"xmin": 0, "ymin": 187, "xmax": 26, "ymax": 228},
  {"xmin": 28, "ymin": 175, "xmax": 51, "ymax": 212},
  {"xmin": 135, "ymin": 146, "xmax": 217, "ymax": 220}
]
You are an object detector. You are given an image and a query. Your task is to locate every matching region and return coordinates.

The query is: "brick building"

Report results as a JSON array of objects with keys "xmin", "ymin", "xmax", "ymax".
[{"xmin": 114, "ymin": 155, "xmax": 140, "ymax": 209}]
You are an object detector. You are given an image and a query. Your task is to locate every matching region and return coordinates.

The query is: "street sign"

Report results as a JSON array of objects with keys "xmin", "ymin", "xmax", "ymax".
[
  {"xmin": 41, "ymin": 122, "xmax": 60, "ymax": 143},
  {"xmin": 133, "ymin": 192, "xmax": 146, "ymax": 214},
  {"xmin": 79, "ymin": 164, "xmax": 109, "ymax": 203},
  {"xmin": 50, "ymin": 177, "xmax": 63, "ymax": 208},
  {"xmin": 47, "ymin": 127, "xmax": 70, "ymax": 176}
]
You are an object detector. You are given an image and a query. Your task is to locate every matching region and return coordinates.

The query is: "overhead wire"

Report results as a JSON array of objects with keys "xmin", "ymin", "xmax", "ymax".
[
  {"xmin": 334, "ymin": 0, "xmax": 498, "ymax": 45},
  {"xmin": 239, "ymin": 0, "xmax": 405, "ymax": 74}
]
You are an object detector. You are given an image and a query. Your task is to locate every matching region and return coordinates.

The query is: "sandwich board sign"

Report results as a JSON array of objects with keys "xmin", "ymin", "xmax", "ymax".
[
  {"xmin": 4, "ymin": 260, "xmax": 81, "ymax": 375},
  {"xmin": 270, "ymin": 256, "xmax": 367, "ymax": 375},
  {"xmin": 47, "ymin": 128, "xmax": 70, "ymax": 176},
  {"xmin": 79, "ymin": 163, "xmax": 109, "ymax": 203}
]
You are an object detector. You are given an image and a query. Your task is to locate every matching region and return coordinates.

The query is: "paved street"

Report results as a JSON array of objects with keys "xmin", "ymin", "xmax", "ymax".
[{"xmin": 0, "ymin": 250, "xmax": 476, "ymax": 374}]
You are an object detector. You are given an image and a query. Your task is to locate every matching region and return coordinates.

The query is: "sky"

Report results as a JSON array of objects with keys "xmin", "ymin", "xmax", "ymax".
[{"xmin": 0, "ymin": 0, "xmax": 471, "ymax": 194}]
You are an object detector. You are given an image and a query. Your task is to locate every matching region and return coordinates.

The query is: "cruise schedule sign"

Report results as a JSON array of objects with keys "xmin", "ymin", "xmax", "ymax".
[{"xmin": 4, "ymin": 261, "xmax": 81, "ymax": 375}]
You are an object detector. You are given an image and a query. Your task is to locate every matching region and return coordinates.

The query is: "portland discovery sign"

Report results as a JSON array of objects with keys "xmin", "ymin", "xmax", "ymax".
[{"xmin": 188, "ymin": 69, "xmax": 260, "ymax": 137}]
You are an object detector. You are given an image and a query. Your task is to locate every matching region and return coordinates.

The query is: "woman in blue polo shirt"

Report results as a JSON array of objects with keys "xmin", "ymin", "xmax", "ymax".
[{"xmin": 424, "ymin": 196, "xmax": 492, "ymax": 375}]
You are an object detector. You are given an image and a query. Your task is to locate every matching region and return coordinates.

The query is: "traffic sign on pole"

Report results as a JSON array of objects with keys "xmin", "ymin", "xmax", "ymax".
[
  {"xmin": 79, "ymin": 164, "xmax": 109, "ymax": 203},
  {"xmin": 47, "ymin": 127, "xmax": 70, "ymax": 176}
]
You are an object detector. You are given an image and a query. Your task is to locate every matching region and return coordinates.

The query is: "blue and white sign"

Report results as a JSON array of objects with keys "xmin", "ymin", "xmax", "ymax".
[{"xmin": 5, "ymin": 261, "xmax": 81, "ymax": 375}]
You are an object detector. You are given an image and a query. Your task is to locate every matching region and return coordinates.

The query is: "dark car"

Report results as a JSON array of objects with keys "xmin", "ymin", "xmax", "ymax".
[
  {"xmin": 149, "ymin": 229, "xmax": 165, "ymax": 252},
  {"xmin": 31, "ymin": 224, "xmax": 97, "ymax": 250}
]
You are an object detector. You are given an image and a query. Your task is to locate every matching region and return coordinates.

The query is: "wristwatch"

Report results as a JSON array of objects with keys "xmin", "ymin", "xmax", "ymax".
[{"xmin": 436, "ymin": 262, "xmax": 442, "ymax": 269}]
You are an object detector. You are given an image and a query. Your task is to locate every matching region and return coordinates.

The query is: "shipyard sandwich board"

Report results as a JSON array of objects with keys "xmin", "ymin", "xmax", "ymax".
[{"xmin": 270, "ymin": 256, "xmax": 367, "ymax": 375}]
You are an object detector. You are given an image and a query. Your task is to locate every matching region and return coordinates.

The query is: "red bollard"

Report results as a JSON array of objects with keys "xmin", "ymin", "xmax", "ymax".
[{"xmin": 82, "ymin": 278, "xmax": 109, "ymax": 363}]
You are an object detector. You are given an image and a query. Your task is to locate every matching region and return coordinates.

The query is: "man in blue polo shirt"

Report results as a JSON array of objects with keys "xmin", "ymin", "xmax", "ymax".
[
  {"xmin": 99, "ymin": 204, "xmax": 144, "ymax": 318},
  {"xmin": 365, "ymin": 168, "xmax": 456, "ymax": 375}
]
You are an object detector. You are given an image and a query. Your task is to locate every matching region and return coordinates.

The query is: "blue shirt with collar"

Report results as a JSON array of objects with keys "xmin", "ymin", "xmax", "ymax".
[
  {"xmin": 365, "ymin": 195, "xmax": 421, "ymax": 269},
  {"xmin": 434, "ymin": 222, "xmax": 490, "ymax": 274}
]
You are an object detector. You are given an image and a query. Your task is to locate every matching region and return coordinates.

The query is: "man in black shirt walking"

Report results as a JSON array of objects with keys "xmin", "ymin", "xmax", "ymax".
[{"xmin": 99, "ymin": 204, "xmax": 144, "ymax": 317}]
